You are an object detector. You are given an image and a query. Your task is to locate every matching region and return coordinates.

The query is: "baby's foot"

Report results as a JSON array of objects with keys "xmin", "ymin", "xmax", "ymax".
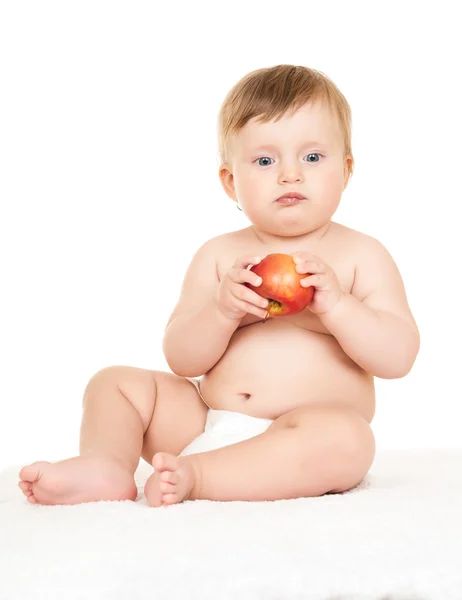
[
  {"xmin": 18, "ymin": 455, "xmax": 138, "ymax": 505},
  {"xmin": 144, "ymin": 452, "xmax": 199, "ymax": 507}
]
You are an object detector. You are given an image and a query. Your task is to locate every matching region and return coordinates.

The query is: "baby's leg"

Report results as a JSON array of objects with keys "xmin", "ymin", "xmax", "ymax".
[
  {"xmin": 148, "ymin": 403, "xmax": 375, "ymax": 505},
  {"xmin": 18, "ymin": 367, "xmax": 207, "ymax": 505}
]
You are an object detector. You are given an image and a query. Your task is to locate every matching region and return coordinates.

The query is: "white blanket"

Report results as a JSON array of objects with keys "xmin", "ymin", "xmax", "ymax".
[{"xmin": 1, "ymin": 449, "xmax": 461, "ymax": 600}]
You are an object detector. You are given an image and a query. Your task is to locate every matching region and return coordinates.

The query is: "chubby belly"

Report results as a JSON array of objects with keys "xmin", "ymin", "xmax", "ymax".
[{"xmin": 199, "ymin": 319, "xmax": 375, "ymax": 423}]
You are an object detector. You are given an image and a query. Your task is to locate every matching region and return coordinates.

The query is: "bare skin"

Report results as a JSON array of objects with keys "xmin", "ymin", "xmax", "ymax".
[
  {"xmin": 18, "ymin": 455, "xmax": 138, "ymax": 505},
  {"xmin": 144, "ymin": 453, "xmax": 196, "ymax": 507},
  {"xmin": 19, "ymin": 367, "xmax": 209, "ymax": 505},
  {"xmin": 198, "ymin": 223, "xmax": 377, "ymax": 423},
  {"xmin": 18, "ymin": 100, "xmax": 419, "ymax": 506},
  {"xmin": 18, "ymin": 223, "xmax": 415, "ymax": 507}
]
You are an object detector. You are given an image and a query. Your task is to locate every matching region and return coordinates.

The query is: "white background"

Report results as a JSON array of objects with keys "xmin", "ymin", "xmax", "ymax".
[{"xmin": 1, "ymin": 1, "xmax": 461, "ymax": 473}]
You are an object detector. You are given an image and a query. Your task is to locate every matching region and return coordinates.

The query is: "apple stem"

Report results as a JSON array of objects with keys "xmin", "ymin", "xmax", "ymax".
[{"xmin": 264, "ymin": 299, "xmax": 277, "ymax": 322}]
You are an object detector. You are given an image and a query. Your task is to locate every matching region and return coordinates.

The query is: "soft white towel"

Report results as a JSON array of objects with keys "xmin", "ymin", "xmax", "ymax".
[{"xmin": 0, "ymin": 449, "xmax": 461, "ymax": 600}]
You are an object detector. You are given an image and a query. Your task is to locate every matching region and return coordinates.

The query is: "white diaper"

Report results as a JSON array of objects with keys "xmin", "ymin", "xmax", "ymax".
[
  {"xmin": 181, "ymin": 377, "xmax": 274, "ymax": 456},
  {"xmin": 179, "ymin": 408, "xmax": 274, "ymax": 457}
]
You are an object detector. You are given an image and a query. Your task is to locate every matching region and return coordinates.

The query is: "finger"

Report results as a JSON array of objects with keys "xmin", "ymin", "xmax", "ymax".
[
  {"xmin": 292, "ymin": 252, "xmax": 316, "ymax": 264},
  {"xmin": 233, "ymin": 285, "xmax": 269, "ymax": 309},
  {"xmin": 300, "ymin": 274, "xmax": 323, "ymax": 287},
  {"xmin": 229, "ymin": 267, "xmax": 263, "ymax": 287},
  {"xmin": 295, "ymin": 260, "xmax": 325, "ymax": 274},
  {"xmin": 233, "ymin": 255, "xmax": 263, "ymax": 270},
  {"xmin": 233, "ymin": 298, "xmax": 270, "ymax": 320}
]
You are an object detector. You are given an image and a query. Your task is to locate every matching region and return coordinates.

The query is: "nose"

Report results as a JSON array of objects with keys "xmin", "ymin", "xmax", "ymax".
[{"xmin": 278, "ymin": 162, "xmax": 303, "ymax": 184}]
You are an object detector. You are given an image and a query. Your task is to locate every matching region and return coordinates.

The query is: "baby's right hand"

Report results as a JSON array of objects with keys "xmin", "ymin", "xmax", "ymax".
[{"xmin": 216, "ymin": 255, "xmax": 269, "ymax": 321}]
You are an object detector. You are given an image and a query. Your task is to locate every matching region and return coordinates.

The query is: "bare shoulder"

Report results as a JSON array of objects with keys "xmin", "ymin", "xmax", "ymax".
[
  {"xmin": 340, "ymin": 225, "xmax": 418, "ymax": 330},
  {"xmin": 183, "ymin": 226, "xmax": 251, "ymax": 279},
  {"xmin": 344, "ymin": 226, "xmax": 402, "ymax": 300},
  {"xmin": 188, "ymin": 228, "xmax": 247, "ymax": 265},
  {"xmin": 208, "ymin": 227, "xmax": 254, "ymax": 277},
  {"xmin": 327, "ymin": 222, "xmax": 397, "ymax": 271},
  {"xmin": 325, "ymin": 221, "xmax": 373, "ymax": 249},
  {"xmin": 164, "ymin": 228, "xmax": 249, "ymax": 329}
]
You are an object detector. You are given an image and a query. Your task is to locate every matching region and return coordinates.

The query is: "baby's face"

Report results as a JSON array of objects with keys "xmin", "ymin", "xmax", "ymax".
[{"xmin": 222, "ymin": 100, "xmax": 351, "ymax": 237}]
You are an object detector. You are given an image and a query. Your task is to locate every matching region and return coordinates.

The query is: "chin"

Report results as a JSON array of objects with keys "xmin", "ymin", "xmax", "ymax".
[{"xmin": 267, "ymin": 222, "xmax": 319, "ymax": 238}]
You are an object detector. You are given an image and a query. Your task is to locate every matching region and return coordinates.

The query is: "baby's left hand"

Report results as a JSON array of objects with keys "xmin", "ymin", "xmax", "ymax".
[{"xmin": 291, "ymin": 251, "xmax": 344, "ymax": 316}]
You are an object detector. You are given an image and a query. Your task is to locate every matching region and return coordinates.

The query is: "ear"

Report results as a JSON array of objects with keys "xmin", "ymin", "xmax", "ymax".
[
  {"xmin": 219, "ymin": 163, "xmax": 238, "ymax": 202},
  {"xmin": 343, "ymin": 156, "xmax": 353, "ymax": 190}
]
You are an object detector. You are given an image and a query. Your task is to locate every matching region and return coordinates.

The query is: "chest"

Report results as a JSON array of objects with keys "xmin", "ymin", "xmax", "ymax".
[{"xmin": 218, "ymin": 247, "xmax": 356, "ymax": 335}]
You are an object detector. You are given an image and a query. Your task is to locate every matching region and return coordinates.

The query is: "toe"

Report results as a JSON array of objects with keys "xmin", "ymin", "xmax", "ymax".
[
  {"xmin": 152, "ymin": 452, "xmax": 178, "ymax": 472},
  {"xmin": 151, "ymin": 453, "xmax": 165, "ymax": 470},
  {"xmin": 160, "ymin": 470, "xmax": 178, "ymax": 484},
  {"xmin": 19, "ymin": 461, "xmax": 48, "ymax": 483},
  {"xmin": 19, "ymin": 465, "xmax": 34, "ymax": 482},
  {"xmin": 162, "ymin": 493, "xmax": 179, "ymax": 506},
  {"xmin": 27, "ymin": 495, "xmax": 38, "ymax": 504},
  {"xmin": 18, "ymin": 481, "xmax": 31, "ymax": 493},
  {"xmin": 160, "ymin": 481, "xmax": 174, "ymax": 494}
]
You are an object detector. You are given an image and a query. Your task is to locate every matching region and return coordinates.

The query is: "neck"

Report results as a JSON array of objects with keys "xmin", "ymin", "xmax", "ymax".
[{"xmin": 251, "ymin": 221, "xmax": 332, "ymax": 251}]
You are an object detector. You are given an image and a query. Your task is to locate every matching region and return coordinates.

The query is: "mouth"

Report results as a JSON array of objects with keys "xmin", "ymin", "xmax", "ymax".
[{"xmin": 276, "ymin": 194, "xmax": 306, "ymax": 205}]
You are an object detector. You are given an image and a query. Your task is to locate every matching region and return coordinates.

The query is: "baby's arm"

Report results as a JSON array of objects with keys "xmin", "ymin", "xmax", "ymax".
[
  {"xmin": 320, "ymin": 235, "xmax": 420, "ymax": 379},
  {"xmin": 163, "ymin": 237, "xmax": 239, "ymax": 378}
]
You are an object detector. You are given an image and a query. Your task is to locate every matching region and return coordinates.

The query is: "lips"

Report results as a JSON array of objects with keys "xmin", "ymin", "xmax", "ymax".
[
  {"xmin": 276, "ymin": 192, "xmax": 306, "ymax": 205},
  {"xmin": 278, "ymin": 192, "xmax": 305, "ymax": 199}
]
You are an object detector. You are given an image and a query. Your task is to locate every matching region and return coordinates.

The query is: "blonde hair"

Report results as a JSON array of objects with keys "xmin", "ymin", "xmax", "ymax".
[{"xmin": 217, "ymin": 64, "xmax": 354, "ymax": 180}]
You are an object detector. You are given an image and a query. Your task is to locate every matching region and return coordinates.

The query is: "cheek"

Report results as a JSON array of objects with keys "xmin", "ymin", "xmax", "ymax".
[
  {"xmin": 319, "ymin": 167, "xmax": 345, "ymax": 193},
  {"xmin": 237, "ymin": 172, "xmax": 265, "ymax": 198},
  {"xmin": 246, "ymin": 168, "xmax": 266, "ymax": 185}
]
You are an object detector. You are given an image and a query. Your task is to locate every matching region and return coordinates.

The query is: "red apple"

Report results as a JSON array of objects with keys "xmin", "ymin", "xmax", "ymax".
[{"xmin": 246, "ymin": 253, "xmax": 314, "ymax": 319}]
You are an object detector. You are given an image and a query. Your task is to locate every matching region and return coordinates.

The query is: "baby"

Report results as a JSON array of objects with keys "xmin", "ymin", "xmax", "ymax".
[{"xmin": 18, "ymin": 64, "xmax": 420, "ymax": 507}]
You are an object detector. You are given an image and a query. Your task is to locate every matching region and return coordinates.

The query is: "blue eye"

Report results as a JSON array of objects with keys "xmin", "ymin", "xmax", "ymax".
[
  {"xmin": 256, "ymin": 157, "xmax": 273, "ymax": 167},
  {"xmin": 255, "ymin": 153, "xmax": 321, "ymax": 167},
  {"xmin": 305, "ymin": 153, "xmax": 321, "ymax": 163}
]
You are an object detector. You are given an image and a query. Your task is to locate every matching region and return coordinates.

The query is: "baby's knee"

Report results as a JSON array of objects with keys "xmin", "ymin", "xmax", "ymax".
[
  {"xmin": 85, "ymin": 365, "xmax": 157, "ymax": 391},
  {"xmin": 82, "ymin": 366, "xmax": 158, "ymax": 417},
  {"xmin": 84, "ymin": 365, "xmax": 126, "ymax": 394}
]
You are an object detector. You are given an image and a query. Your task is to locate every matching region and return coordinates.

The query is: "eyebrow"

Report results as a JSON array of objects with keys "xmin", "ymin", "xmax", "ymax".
[{"xmin": 251, "ymin": 141, "xmax": 329, "ymax": 151}]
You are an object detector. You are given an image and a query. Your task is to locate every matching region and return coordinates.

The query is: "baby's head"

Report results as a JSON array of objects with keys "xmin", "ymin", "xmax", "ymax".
[{"xmin": 217, "ymin": 65, "xmax": 354, "ymax": 239}]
